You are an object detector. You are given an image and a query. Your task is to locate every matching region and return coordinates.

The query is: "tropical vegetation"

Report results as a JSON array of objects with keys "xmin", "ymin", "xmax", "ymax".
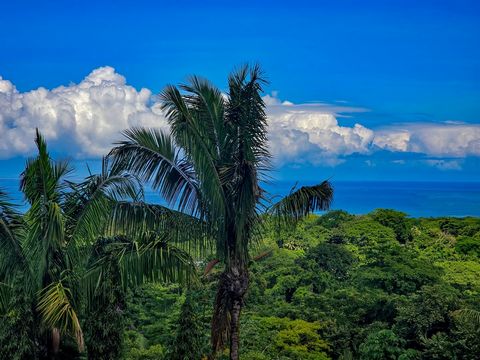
[{"xmin": 123, "ymin": 210, "xmax": 480, "ymax": 360}]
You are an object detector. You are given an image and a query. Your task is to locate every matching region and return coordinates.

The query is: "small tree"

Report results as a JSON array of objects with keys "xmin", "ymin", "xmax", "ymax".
[{"xmin": 170, "ymin": 290, "xmax": 206, "ymax": 360}]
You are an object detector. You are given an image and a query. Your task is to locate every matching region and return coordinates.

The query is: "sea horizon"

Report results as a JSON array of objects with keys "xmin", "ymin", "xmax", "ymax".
[{"xmin": 2, "ymin": 178, "xmax": 478, "ymax": 218}]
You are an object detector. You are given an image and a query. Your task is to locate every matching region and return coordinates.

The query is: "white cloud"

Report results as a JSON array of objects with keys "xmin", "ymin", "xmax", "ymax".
[
  {"xmin": 0, "ymin": 66, "xmax": 167, "ymax": 158},
  {"xmin": 374, "ymin": 123, "xmax": 480, "ymax": 157},
  {"xmin": 265, "ymin": 93, "xmax": 480, "ymax": 165},
  {"xmin": 1, "ymin": 67, "xmax": 479, "ymax": 169},
  {"xmin": 373, "ymin": 129, "xmax": 411, "ymax": 152},
  {"xmin": 265, "ymin": 95, "xmax": 373, "ymax": 165}
]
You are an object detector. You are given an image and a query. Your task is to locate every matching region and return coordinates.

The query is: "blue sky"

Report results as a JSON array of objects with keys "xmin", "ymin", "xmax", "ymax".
[{"xmin": 0, "ymin": 0, "xmax": 479, "ymax": 182}]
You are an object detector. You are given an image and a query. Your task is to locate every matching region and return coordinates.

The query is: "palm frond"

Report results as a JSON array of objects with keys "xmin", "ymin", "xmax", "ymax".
[
  {"xmin": 109, "ymin": 127, "xmax": 202, "ymax": 216},
  {"xmin": 65, "ymin": 156, "xmax": 143, "ymax": 246},
  {"xmin": 453, "ymin": 308, "xmax": 480, "ymax": 327},
  {"xmin": 180, "ymin": 76, "xmax": 226, "ymax": 160},
  {"xmin": 117, "ymin": 235, "xmax": 196, "ymax": 288},
  {"xmin": 20, "ymin": 129, "xmax": 71, "ymax": 205},
  {"xmin": 0, "ymin": 189, "xmax": 26, "ymax": 278},
  {"xmin": 37, "ymin": 281, "xmax": 84, "ymax": 351},
  {"xmin": 268, "ymin": 181, "xmax": 334, "ymax": 226},
  {"xmin": 161, "ymin": 86, "xmax": 226, "ymax": 221},
  {"xmin": 83, "ymin": 235, "xmax": 197, "ymax": 306},
  {"xmin": 225, "ymin": 64, "xmax": 270, "ymax": 167},
  {"xmin": 106, "ymin": 201, "xmax": 212, "ymax": 256},
  {"xmin": 23, "ymin": 199, "xmax": 66, "ymax": 288}
]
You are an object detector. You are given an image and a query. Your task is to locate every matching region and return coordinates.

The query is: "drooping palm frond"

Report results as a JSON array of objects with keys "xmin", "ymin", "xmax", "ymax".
[
  {"xmin": 64, "ymin": 156, "xmax": 143, "ymax": 247},
  {"xmin": 0, "ymin": 189, "xmax": 26, "ymax": 279},
  {"xmin": 0, "ymin": 282, "xmax": 12, "ymax": 314},
  {"xmin": 106, "ymin": 201, "xmax": 213, "ymax": 257},
  {"xmin": 83, "ymin": 234, "xmax": 197, "ymax": 306},
  {"xmin": 0, "ymin": 188, "xmax": 20, "ymax": 222},
  {"xmin": 453, "ymin": 308, "xmax": 480, "ymax": 327},
  {"xmin": 117, "ymin": 235, "xmax": 196, "ymax": 288},
  {"xmin": 37, "ymin": 280, "xmax": 84, "ymax": 351},
  {"xmin": 268, "ymin": 181, "xmax": 334, "ymax": 226},
  {"xmin": 109, "ymin": 127, "xmax": 202, "ymax": 216}
]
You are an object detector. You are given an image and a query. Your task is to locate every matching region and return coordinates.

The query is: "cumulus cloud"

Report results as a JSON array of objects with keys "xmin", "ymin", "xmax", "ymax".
[
  {"xmin": 374, "ymin": 123, "xmax": 480, "ymax": 157},
  {"xmin": 265, "ymin": 95, "xmax": 373, "ymax": 165},
  {"xmin": 265, "ymin": 93, "xmax": 480, "ymax": 165},
  {"xmin": 0, "ymin": 66, "xmax": 167, "ymax": 158},
  {"xmin": 1, "ymin": 67, "xmax": 479, "ymax": 169}
]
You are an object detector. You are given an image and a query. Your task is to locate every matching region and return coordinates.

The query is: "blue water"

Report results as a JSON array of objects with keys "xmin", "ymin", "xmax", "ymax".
[
  {"xmin": 265, "ymin": 181, "xmax": 480, "ymax": 218},
  {"xmin": 1, "ymin": 178, "xmax": 479, "ymax": 218}
]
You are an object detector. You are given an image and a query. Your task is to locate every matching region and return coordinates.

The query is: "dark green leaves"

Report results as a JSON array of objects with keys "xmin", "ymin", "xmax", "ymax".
[
  {"xmin": 109, "ymin": 127, "xmax": 202, "ymax": 217},
  {"xmin": 269, "ymin": 181, "xmax": 334, "ymax": 225}
]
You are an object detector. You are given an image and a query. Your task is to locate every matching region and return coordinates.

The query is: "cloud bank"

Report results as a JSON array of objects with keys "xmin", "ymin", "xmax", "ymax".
[
  {"xmin": 0, "ymin": 67, "xmax": 167, "ymax": 158},
  {"xmin": 1, "ymin": 67, "xmax": 479, "ymax": 168}
]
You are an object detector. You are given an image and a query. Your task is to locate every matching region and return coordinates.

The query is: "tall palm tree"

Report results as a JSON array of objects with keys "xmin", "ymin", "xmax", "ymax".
[
  {"xmin": 109, "ymin": 64, "xmax": 333, "ymax": 359},
  {"xmin": 0, "ymin": 130, "xmax": 197, "ymax": 359}
]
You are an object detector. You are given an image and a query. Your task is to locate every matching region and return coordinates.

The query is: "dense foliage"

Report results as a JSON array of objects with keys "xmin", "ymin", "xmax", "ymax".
[{"xmin": 122, "ymin": 210, "xmax": 480, "ymax": 359}]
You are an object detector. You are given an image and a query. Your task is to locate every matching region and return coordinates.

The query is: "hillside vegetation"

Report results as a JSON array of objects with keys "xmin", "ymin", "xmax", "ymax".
[{"xmin": 122, "ymin": 209, "xmax": 480, "ymax": 359}]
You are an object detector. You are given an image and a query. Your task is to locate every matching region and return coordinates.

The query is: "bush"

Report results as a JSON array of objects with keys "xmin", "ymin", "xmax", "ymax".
[
  {"xmin": 125, "ymin": 344, "xmax": 165, "ymax": 360},
  {"xmin": 316, "ymin": 210, "xmax": 354, "ymax": 229},
  {"xmin": 455, "ymin": 235, "xmax": 480, "ymax": 257},
  {"xmin": 340, "ymin": 217, "xmax": 397, "ymax": 247},
  {"xmin": 358, "ymin": 329, "xmax": 405, "ymax": 360},
  {"xmin": 297, "ymin": 243, "xmax": 356, "ymax": 280},
  {"xmin": 240, "ymin": 316, "xmax": 330, "ymax": 360},
  {"xmin": 371, "ymin": 209, "xmax": 412, "ymax": 243}
]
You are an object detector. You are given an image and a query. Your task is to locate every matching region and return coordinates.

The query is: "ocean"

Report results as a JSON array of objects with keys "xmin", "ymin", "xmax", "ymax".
[
  {"xmin": 265, "ymin": 181, "xmax": 480, "ymax": 218},
  {"xmin": 1, "ymin": 179, "xmax": 479, "ymax": 218}
]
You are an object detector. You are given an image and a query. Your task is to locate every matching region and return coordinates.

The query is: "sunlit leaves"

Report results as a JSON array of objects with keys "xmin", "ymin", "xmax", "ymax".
[{"xmin": 37, "ymin": 281, "xmax": 84, "ymax": 351}]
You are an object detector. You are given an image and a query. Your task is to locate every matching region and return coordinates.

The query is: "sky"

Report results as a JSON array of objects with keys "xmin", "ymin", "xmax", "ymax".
[{"xmin": 0, "ymin": 0, "xmax": 479, "ymax": 183}]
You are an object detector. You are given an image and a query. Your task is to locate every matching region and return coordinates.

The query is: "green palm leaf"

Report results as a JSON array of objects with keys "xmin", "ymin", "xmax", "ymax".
[
  {"xmin": 0, "ymin": 189, "xmax": 26, "ymax": 280},
  {"xmin": 161, "ymin": 85, "xmax": 227, "ymax": 223},
  {"xmin": 37, "ymin": 281, "xmax": 84, "ymax": 351},
  {"xmin": 65, "ymin": 156, "xmax": 143, "ymax": 246},
  {"xmin": 453, "ymin": 309, "xmax": 480, "ymax": 327},
  {"xmin": 106, "ymin": 201, "xmax": 212, "ymax": 257},
  {"xmin": 269, "ymin": 181, "xmax": 334, "ymax": 225},
  {"xmin": 109, "ymin": 127, "xmax": 202, "ymax": 216}
]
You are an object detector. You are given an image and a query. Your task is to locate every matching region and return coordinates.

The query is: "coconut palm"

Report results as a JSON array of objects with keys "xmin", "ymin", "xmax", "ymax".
[
  {"xmin": 0, "ymin": 130, "xmax": 197, "ymax": 359},
  {"xmin": 109, "ymin": 64, "xmax": 333, "ymax": 359}
]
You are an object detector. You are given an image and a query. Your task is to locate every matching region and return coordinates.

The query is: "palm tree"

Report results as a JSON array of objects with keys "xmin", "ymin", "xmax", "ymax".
[
  {"xmin": 0, "ymin": 130, "xmax": 197, "ymax": 359},
  {"xmin": 109, "ymin": 64, "xmax": 333, "ymax": 359}
]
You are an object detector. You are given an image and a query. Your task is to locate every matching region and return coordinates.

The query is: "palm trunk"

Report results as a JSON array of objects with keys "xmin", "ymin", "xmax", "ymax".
[
  {"xmin": 51, "ymin": 328, "xmax": 60, "ymax": 359},
  {"xmin": 227, "ymin": 265, "xmax": 248, "ymax": 360},
  {"xmin": 211, "ymin": 265, "xmax": 248, "ymax": 360},
  {"xmin": 229, "ymin": 297, "xmax": 242, "ymax": 360}
]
